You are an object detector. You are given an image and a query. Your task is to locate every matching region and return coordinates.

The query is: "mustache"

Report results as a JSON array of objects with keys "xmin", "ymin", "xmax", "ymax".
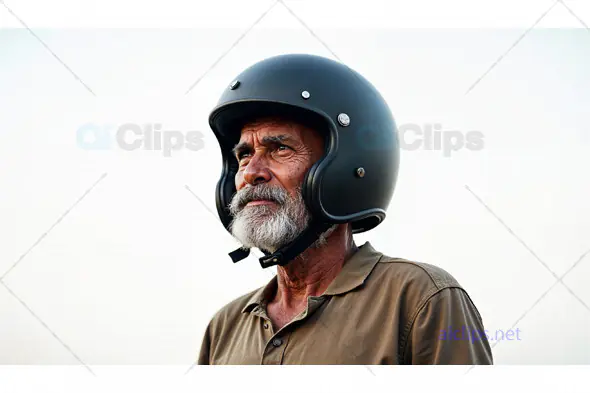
[{"xmin": 228, "ymin": 184, "xmax": 289, "ymax": 215}]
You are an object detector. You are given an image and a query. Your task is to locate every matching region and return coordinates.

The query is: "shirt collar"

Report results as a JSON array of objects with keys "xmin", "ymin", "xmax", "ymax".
[
  {"xmin": 241, "ymin": 241, "xmax": 383, "ymax": 313},
  {"xmin": 323, "ymin": 241, "xmax": 383, "ymax": 296},
  {"xmin": 241, "ymin": 275, "xmax": 278, "ymax": 314}
]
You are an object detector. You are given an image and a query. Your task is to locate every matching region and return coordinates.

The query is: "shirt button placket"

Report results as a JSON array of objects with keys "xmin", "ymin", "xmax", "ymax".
[
  {"xmin": 272, "ymin": 337, "xmax": 282, "ymax": 347},
  {"xmin": 262, "ymin": 320, "xmax": 274, "ymax": 339},
  {"xmin": 261, "ymin": 334, "xmax": 289, "ymax": 365}
]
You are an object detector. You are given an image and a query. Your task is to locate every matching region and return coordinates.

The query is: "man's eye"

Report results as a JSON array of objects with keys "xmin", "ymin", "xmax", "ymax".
[
  {"xmin": 277, "ymin": 145, "xmax": 289, "ymax": 152},
  {"xmin": 237, "ymin": 152, "xmax": 250, "ymax": 160}
]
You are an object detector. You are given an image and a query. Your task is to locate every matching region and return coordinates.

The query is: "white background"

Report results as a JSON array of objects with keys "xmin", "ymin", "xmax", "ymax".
[{"xmin": 1, "ymin": 0, "xmax": 589, "ymax": 373}]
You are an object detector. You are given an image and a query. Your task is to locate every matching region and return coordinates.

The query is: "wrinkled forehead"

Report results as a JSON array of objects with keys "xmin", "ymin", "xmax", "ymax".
[{"xmin": 238, "ymin": 116, "xmax": 322, "ymax": 145}]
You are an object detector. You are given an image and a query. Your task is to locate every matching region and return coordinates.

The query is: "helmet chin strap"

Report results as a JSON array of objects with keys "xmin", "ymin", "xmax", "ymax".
[{"xmin": 228, "ymin": 220, "xmax": 334, "ymax": 269}]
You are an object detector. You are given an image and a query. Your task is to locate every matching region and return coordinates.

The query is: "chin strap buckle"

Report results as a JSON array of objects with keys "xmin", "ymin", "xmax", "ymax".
[
  {"xmin": 258, "ymin": 252, "xmax": 286, "ymax": 269},
  {"xmin": 229, "ymin": 246, "xmax": 285, "ymax": 268},
  {"xmin": 228, "ymin": 247, "xmax": 251, "ymax": 263},
  {"xmin": 228, "ymin": 221, "xmax": 335, "ymax": 269}
]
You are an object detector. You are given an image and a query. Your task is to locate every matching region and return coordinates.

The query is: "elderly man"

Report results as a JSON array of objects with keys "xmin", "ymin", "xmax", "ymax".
[{"xmin": 198, "ymin": 54, "xmax": 493, "ymax": 365}]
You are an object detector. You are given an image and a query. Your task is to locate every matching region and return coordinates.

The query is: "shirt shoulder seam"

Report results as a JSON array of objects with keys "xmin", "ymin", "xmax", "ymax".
[{"xmin": 377, "ymin": 257, "xmax": 461, "ymax": 290}]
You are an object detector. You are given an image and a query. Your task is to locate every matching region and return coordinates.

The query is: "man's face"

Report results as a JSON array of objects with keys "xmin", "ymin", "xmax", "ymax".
[{"xmin": 228, "ymin": 117, "xmax": 326, "ymax": 253}]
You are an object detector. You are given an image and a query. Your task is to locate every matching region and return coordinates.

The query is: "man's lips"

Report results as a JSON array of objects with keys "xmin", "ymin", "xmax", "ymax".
[{"xmin": 245, "ymin": 199, "xmax": 276, "ymax": 207}]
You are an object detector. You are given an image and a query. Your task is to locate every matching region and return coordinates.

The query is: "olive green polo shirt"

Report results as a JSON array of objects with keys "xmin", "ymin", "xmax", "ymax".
[{"xmin": 198, "ymin": 242, "xmax": 493, "ymax": 365}]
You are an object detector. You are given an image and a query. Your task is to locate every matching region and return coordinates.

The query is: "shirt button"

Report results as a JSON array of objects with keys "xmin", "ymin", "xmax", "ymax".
[
  {"xmin": 263, "ymin": 322, "xmax": 269, "ymax": 329},
  {"xmin": 272, "ymin": 338, "xmax": 283, "ymax": 347}
]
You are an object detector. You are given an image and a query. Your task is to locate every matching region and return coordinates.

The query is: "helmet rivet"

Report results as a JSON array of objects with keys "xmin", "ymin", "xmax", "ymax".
[
  {"xmin": 301, "ymin": 90, "xmax": 310, "ymax": 99},
  {"xmin": 338, "ymin": 113, "xmax": 350, "ymax": 127},
  {"xmin": 272, "ymin": 258, "xmax": 278, "ymax": 263},
  {"xmin": 229, "ymin": 80, "xmax": 240, "ymax": 90},
  {"xmin": 356, "ymin": 167, "xmax": 365, "ymax": 178}
]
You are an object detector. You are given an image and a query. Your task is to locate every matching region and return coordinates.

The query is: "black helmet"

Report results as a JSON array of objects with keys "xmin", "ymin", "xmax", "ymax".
[{"xmin": 208, "ymin": 54, "xmax": 400, "ymax": 268}]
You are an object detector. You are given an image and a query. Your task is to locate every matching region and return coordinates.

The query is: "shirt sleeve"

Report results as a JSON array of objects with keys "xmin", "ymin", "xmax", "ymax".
[
  {"xmin": 197, "ymin": 322, "xmax": 212, "ymax": 365},
  {"xmin": 403, "ymin": 287, "xmax": 494, "ymax": 365}
]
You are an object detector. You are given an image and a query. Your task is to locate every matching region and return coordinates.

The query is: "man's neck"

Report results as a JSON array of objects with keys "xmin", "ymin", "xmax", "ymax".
[{"xmin": 270, "ymin": 224, "xmax": 357, "ymax": 310}]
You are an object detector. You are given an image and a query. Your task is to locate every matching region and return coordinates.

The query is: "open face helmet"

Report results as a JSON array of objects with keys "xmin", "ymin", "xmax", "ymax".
[{"xmin": 208, "ymin": 54, "xmax": 400, "ymax": 268}]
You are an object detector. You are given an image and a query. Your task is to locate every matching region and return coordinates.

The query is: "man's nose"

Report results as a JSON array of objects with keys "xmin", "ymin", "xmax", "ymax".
[{"xmin": 243, "ymin": 155, "xmax": 272, "ymax": 186}]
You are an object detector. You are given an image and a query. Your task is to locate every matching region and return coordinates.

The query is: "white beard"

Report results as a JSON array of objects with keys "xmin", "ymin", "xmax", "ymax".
[{"xmin": 228, "ymin": 185, "xmax": 337, "ymax": 253}]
